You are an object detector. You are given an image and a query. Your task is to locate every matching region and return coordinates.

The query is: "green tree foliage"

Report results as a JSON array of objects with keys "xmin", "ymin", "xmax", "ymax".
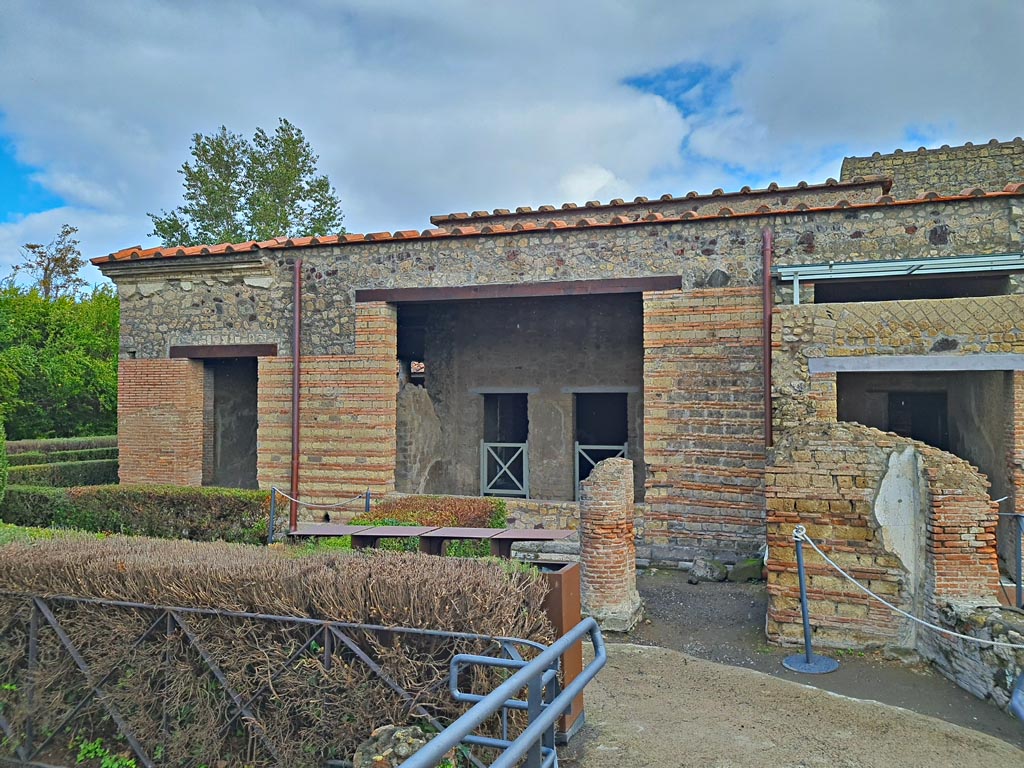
[
  {"xmin": 0, "ymin": 421, "xmax": 8, "ymax": 506},
  {"xmin": 0, "ymin": 284, "xmax": 118, "ymax": 440},
  {"xmin": 149, "ymin": 118, "xmax": 344, "ymax": 246},
  {"xmin": 10, "ymin": 224, "xmax": 87, "ymax": 300}
]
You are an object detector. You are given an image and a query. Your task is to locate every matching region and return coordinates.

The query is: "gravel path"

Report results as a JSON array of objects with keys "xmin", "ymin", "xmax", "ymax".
[{"xmin": 560, "ymin": 644, "xmax": 1024, "ymax": 768}]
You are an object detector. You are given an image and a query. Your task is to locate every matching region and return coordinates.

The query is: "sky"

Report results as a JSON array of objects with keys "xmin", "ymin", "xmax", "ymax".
[{"xmin": 0, "ymin": 0, "xmax": 1021, "ymax": 285}]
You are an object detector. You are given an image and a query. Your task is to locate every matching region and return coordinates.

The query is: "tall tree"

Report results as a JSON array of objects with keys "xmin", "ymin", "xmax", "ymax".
[
  {"xmin": 149, "ymin": 119, "xmax": 344, "ymax": 246},
  {"xmin": 11, "ymin": 224, "xmax": 87, "ymax": 301}
]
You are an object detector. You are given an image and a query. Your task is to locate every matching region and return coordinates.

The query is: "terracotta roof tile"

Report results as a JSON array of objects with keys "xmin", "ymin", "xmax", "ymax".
[
  {"xmin": 95, "ymin": 185, "xmax": 1024, "ymax": 266},
  {"xmin": 538, "ymin": 205, "xmax": 556, "ymax": 212}
]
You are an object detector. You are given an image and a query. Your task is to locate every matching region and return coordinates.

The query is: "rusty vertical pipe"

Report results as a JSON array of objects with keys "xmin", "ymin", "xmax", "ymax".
[
  {"xmin": 762, "ymin": 227, "xmax": 774, "ymax": 449},
  {"xmin": 290, "ymin": 258, "xmax": 303, "ymax": 533}
]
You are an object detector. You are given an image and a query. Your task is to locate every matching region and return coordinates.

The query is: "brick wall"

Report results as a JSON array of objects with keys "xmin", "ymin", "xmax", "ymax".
[
  {"xmin": 642, "ymin": 286, "xmax": 766, "ymax": 565},
  {"xmin": 766, "ymin": 422, "xmax": 1000, "ymax": 649},
  {"xmin": 118, "ymin": 358, "xmax": 206, "ymax": 486},
  {"xmin": 579, "ymin": 458, "xmax": 641, "ymax": 631},
  {"xmin": 256, "ymin": 302, "xmax": 397, "ymax": 508},
  {"xmin": 841, "ymin": 138, "xmax": 1024, "ymax": 197}
]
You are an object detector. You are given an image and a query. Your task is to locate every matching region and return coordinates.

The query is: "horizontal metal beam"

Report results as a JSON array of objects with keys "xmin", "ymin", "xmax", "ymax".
[
  {"xmin": 774, "ymin": 252, "xmax": 1024, "ymax": 282},
  {"xmin": 169, "ymin": 344, "xmax": 278, "ymax": 359},
  {"xmin": 809, "ymin": 353, "xmax": 1024, "ymax": 373},
  {"xmin": 355, "ymin": 275, "xmax": 681, "ymax": 303}
]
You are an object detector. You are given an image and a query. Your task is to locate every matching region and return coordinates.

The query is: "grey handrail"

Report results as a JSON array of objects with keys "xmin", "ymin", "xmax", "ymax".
[{"xmin": 399, "ymin": 616, "xmax": 606, "ymax": 768}]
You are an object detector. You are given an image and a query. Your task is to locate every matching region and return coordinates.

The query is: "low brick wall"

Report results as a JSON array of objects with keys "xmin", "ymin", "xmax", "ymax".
[
  {"xmin": 767, "ymin": 421, "xmax": 999, "ymax": 649},
  {"xmin": 579, "ymin": 458, "xmax": 642, "ymax": 631}
]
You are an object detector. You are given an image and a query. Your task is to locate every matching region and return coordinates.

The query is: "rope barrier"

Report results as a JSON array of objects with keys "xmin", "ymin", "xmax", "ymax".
[
  {"xmin": 270, "ymin": 487, "xmax": 367, "ymax": 510},
  {"xmin": 794, "ymin": 525, "xmax": 1024, "ymax": 651}
]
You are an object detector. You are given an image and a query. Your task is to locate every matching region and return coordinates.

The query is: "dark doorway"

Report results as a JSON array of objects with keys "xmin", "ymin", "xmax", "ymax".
[
  {"xmin": 574, "ymin": 392, "xmax": 629, "ymax": 493},
  {"xmin": 888, "ymin": 391, "xmax": 949, "ymax": 451},
  {"xmin": 482, "ymin": 393, "xmax": 529, "ymax": 496},
  {"xmin": 206, "ymin": 358, "xmax": 258, "ymax": 488},
  {"xmin": 484, "ymin": 393, "xmax": 528, "ymax": 443}
]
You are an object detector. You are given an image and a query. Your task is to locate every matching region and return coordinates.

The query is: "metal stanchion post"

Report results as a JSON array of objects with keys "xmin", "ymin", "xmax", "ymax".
[
  {"xmin": 1017, "ymin": 514, "xmax": 1023, "ymax": 610},
  {"xmin": 783, "ymin": 525, "xmax": 839, "ymax": 674},
  {"xmin": 268, "ymin": 488, "xmax": 277, "ymax": 545},
  {"xmin": 365, "ymin": 488, "xmax": 371, "ymax": 515}
]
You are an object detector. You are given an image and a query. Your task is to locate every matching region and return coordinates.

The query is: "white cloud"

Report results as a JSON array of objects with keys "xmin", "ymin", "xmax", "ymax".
[{"xmin": 0, "ymin": 0, "xmax": 1020, "ymax": 276}]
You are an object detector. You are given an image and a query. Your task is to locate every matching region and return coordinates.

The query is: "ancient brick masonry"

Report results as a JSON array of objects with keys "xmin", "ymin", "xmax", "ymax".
[
  {"xmin": 256, "ymin": 302, "xmax": 398, "ymax": 508},
  {"xmin": 579, "ymin": 458, "xmax": 642, "ymax": 631},
  {"xmin": 766, "ymin": 421, "xmax": 1000, "ymax": 649},
  {"xmin": 118, "ymin": 359, "xmax": 206, "ymax": 486}
]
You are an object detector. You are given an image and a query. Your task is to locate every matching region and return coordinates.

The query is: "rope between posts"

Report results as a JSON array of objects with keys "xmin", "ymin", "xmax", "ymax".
[
  {"xmin": 271, "ymin": 487, "xmax": 367, "ymax": 509},
  {"xmin": 794, "ymin": 526, "xmax": 1024, "ymax": 651}
]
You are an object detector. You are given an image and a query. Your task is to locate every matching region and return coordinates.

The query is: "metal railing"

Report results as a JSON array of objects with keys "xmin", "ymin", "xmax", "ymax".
[
  {"xmin": 268, "ymin": 486, "xmax": 372, "ymax": 542},
  {"xmin": 399, "ymin": 616, "xmax": 605, "ymax": 768},
  {"xmin": 574, "ymin": 442, "xmax": 627, "ymax": 499},
  {"xmin": 481, "ymin": 442, "xmax": 529, "ymax": 498}
]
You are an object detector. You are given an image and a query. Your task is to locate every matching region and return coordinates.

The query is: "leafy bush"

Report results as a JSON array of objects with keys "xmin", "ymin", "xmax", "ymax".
[
  {"xmin": 7, "ymin": 458, "xmax": 119, "ymax": 487},
  {"xmin": 8, "ymin": 446, "xmax": 118, "ymax": 466},
  {"xmin": 0, "ymin": 484, "xmax": 270, "ymax": 544},
  {"xmin": 5, "ymin": 434, "xmax": 117, "ymax": 454},
  {"xmin": 0, "ymin": 422, "xmax": 7, "ymax": 507},
  {"xmin": 0, "ymin": 536, "xmax": 553, "ymax": 765}
]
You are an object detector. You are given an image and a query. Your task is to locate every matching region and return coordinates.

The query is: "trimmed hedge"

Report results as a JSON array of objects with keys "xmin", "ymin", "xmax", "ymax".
[
  {"xmin": 5, "ymin": 434, "xmax": 117, "ymax": 454},
  {"xmin": 7, "ymin": 458, "xmax": 119, "ymax": 487},
  {"xmin": 0, "ymin": 484, "xmax": 270, "ymax": 544},
  {"xmin": 7, "ymin": 446, "xmax": 118, "ymax": 466}
]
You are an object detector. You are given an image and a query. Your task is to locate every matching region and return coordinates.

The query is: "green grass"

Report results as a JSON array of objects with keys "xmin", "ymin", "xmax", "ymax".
[{"xmin": 0, "ymin": 521, "xmax": 104, "ymax": 545}]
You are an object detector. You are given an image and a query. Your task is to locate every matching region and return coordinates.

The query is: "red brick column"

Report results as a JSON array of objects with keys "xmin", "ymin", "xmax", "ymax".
[
  {"xmin": 579, "ymin": 457, "xmax": 642, "ymax": 631},
  {"xmin": 118, "ymin": 358, "xmax": 206, "ymax": 485}
]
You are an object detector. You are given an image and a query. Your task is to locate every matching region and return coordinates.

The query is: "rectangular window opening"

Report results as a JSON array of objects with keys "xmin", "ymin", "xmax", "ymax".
[{"xmin": 813, "ymin": 274, "xmax": 1009, "ymax": 304}]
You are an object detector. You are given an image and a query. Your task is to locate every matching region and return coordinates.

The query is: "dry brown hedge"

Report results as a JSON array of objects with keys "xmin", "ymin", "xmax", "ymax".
[{"xmin": 0, "ymin": 535, "xmax": 553, "ymax": 767}]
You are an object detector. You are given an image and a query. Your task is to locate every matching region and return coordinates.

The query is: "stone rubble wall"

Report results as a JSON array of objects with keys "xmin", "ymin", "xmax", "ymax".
[
  {"xmin": 919, "ymin": 602, "xmax": 1024, "ymax": 713},
  {"xmin": 766, "ymin": 421, "xmax": 1000, "ymax": 649},
  {"xmin": 773, "ymin": 294, "xmax": 1024, "ymax": 433},
  {"xmin": 842, "ymin": 138, "xmax": 1024, "ymax": 197},
  {"xmin": 395, "ymin": 382, "xmax": 444, "ymax": 494}
]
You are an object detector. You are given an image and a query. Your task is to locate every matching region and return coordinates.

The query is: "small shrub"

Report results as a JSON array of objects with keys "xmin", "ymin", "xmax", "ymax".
[
  {"xmin": 0, "ymin": 485, "xmax": 73, "ymax": 527},
  {"xmin": 367, "ymin": 495, "xmax": 506, "ymax": 528},
  {"xmin": 8, "ymin": 459, "xmax": 119, "ymax": 487},
  {"xmin": 5, "ymin": 435, "xmax": 117, "ymax": 454},
  {"xmin": 8, "ymin": 447, "xmax": 118, "ymax": 466}
]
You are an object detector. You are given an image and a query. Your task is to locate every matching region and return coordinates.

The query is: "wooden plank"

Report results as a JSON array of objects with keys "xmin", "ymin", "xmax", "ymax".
[
  {"xmin": 288, "ymin": 523, "xmax": 372, "ymax": 537},
  {"xmin": 170, "ymin": 344, "xmax": 278, "ymax": 359},
  {"xmin": 355, "ymin": 276, "xmax": 681, "ymax": 303}
]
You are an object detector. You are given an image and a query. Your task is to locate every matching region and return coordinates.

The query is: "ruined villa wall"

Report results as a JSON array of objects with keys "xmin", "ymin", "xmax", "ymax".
[
  {"xmin": 766, "ymin": 422, "xmax": 1000, "ymax": 648},
  {"xmin": 108, "ymin": 192, "xmax": 1023, "ymax": 561},
  {"xmin": 841, "ymin": 138, "xmax": 1024, "ymax": 197}
]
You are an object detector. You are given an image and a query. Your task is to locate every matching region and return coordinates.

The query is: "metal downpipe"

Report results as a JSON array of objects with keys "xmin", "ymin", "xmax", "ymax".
[
  {"xmin": 290, "ymin": 259, "xmax": 302, "ymax": 532},
  {"xmin": 762, "ymin": 227, "xmax": 774, "ymax": 449}
]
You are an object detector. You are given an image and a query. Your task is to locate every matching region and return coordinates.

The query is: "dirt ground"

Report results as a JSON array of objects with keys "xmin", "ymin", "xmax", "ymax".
[
  {"xmin": 621, "ymin": 569, "xmax": 1024, "ymax": 749},
  {"xmin": 559, "ymin": 644, "xmax": 1023, "ymax": 768},
  {"xmin": 557, "ymin": 569, "xmax": 1024, "ymax": 766}
]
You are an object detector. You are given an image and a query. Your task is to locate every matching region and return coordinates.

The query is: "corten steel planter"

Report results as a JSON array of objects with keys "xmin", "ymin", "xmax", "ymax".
[{"xmin": 538, "ymin": 561, "xmax": 585, "ymax": 741}]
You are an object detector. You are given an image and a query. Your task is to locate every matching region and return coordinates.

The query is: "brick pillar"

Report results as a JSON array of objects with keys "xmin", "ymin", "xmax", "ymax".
[
  {"xmin": 579, "ymin": 457, "xmax": 642, "ymax": 631},
  {"xmin": 118, "ymin": 358, "xmax": 206, "ymax": 485}
]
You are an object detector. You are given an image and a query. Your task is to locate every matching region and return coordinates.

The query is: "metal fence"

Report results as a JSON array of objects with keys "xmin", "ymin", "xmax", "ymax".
[
  {"xmin": 574, "ymin": 442, "xmax": 627, "ymax": 499},
  {"xmin": 0, "ymin": 592, "xmax": 560, "ymax": 768},
  {"xmin": 481, "ymin": 442, "xmax": 530, "ymax": 498}
]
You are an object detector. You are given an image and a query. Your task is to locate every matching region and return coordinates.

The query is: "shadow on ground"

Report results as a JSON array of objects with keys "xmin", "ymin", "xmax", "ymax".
[{"xmin": 607, "ymin": 569, "xmax": 1024, "ymax": 749}]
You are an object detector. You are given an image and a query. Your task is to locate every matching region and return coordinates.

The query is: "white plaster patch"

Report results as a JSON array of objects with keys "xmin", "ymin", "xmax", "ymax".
[
  {"xmin": 243, "ymin": 276, "xmax": 274, "ymax": 289},
  {"xmin": 874, "ymin": 446, "xmax": 923, "ymax": 590}
]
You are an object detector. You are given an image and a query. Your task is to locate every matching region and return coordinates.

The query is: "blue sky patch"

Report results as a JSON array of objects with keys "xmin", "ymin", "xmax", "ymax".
[
  {"xmin": 624, "ymin": 62, "xmax": 737, "ymax": 118},
  {"xmin": 0, "ymin": 132, "xmax": 65, "ymax": 222}
]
